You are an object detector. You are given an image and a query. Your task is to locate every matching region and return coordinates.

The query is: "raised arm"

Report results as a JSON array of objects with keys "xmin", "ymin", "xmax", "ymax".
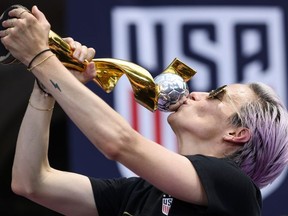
[
  {"xmin": 2, "ymin": 5, "xmax": 207, "ymax": 209},
  {"xmin": 12, "ymin": 81, "xmax": 98, "ymax": 215}
]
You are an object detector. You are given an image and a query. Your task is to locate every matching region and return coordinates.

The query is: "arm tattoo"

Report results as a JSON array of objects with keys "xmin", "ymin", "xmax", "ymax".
[{"xmin": 50, "ymin": 80, "xmax": 62, "ymax": 92}]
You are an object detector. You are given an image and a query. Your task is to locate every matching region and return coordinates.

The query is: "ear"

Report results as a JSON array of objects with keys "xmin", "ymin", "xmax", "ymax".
[{"xmin": 223, "ymin": 127, "xmax": 251, "ymax": 145}]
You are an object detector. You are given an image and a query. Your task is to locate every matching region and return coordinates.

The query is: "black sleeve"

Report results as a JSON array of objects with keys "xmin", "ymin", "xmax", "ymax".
[
  {"xmin": 88, "ymin": 177, "xmax": 138, "ymax": 216},
  {"xmin": 187, "ymin": 155, "xmax": 262, "ymax": 216}
]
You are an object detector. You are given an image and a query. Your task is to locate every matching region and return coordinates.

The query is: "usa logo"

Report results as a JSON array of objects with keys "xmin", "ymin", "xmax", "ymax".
[{"xmin": 162, "ymin": 195, "xmax": 173, "ymax": 215}]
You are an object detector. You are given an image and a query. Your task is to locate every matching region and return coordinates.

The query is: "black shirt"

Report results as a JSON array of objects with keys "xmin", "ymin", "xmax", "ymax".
[{"xmin": 89, "ymin": 155, "xmax": 262, "ymax": 216}]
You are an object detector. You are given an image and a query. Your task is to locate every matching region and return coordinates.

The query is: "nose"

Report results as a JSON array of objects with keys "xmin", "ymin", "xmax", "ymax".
[{"xmin": 188, "ymin": 92, "xmax": 209, "ymax": 101}]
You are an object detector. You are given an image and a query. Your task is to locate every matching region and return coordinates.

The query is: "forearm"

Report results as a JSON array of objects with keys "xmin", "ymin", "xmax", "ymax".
[
  {"xmin": 2, "ymin": 6, "xmax": 133, "ymax": 158},
  {"xmin": 31, "ymin": 52, "xmax": 134, "ymax": 158},
  {"xmin": 12, "ymin": 84, "xmax": 55, "ymax": 194}
]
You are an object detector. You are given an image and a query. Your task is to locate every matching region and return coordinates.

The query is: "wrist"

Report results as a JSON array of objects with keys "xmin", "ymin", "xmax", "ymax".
[
  {"xmin": 28, "ymin": 95, "xmax": 55, "ymax": 112},
  {"xmin": 32, "ymin": 79, "xmax": 54, "ymax": 98},
  {"xmin": 26, "ymin": 48, "xmax": 53, "ymax": 69},
  {"xmin": 35, "ymin": 78, "xmax": 52, "ymax": 97},
  {"xmin": 28, "ymin": 99, "xmax": 55, "ymax": 112},
  {"xmin": 30, "ymin": 82, "xmax": 55, "ymax": 110}
]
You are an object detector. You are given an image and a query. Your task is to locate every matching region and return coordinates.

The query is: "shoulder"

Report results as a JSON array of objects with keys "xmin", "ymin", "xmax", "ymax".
[
  {"xmin": 186, "ymin": 154, "xmax": 256, "ymax": 190},
  {"xmin": 186, "ymin": 154, "xmax": 247, "ymax": 178},
  {"xmin": 186, "ymin": 154, "xmax": 262, "ymax": 215}
]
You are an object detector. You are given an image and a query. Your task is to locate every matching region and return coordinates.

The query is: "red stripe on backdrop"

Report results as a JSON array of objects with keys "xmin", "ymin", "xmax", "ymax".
[
  {"xmin": 130, "ymin": 91, "xmax": 162, "ymax": 145},
  {"xmin": 131, "ymin": 91, "xmax": 138, "ymax": 131},
  {"xmin": 155, "ymin": 110, "xmax": 162, "ymax": 145}
]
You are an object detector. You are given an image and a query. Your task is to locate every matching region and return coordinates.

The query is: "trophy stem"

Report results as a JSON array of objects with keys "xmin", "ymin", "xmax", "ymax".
[
  {"xmin": 49, "ymin": 31, "xmax": 158, "ymax": 111},
  {"xmin": 49, "ymin": 31, "xmax": 197, "ymax": 112}
]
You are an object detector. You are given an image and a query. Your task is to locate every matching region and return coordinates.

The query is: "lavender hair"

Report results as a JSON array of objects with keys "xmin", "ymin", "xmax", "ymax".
[{"xmin": 228, "ymin": 82, "xmax": 288, "ymax": 188}]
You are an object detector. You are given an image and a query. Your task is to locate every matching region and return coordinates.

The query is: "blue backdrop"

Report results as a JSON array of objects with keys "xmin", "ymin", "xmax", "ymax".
[{"xmin": 66, "ymin": 1, "xmax": 288, "ymax": 215}]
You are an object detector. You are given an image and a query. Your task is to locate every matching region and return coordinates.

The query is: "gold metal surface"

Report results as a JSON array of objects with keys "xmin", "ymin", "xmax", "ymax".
[
  {"xmin": 49, "ymin": 30, "xmax": 196, "ymax": 111},
  {"xmin": 1, "ymin": 4, "xmax": 197, "ymax": 111}
]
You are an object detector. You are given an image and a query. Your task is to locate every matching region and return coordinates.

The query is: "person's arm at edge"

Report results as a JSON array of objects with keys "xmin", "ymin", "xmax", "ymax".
[{"xmin": 11, "ymin": 58, "xmax": 99, "ymax": 216}]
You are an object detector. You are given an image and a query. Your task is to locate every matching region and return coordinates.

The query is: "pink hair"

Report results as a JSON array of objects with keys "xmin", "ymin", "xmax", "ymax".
[{"xmin": 228, "ymin": 83, "xmax": 288, "ymax": 188}]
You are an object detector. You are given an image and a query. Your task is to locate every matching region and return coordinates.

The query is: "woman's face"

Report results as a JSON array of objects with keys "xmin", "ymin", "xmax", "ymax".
[{"xmin": 168, "ymin": 84, "xmax": 256, "ymax": 141}]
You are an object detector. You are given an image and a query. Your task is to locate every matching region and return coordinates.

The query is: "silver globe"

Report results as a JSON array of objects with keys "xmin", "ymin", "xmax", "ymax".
[{"xmin": 154, "ymin": 73, "xmax": 189, "ymax": 112}]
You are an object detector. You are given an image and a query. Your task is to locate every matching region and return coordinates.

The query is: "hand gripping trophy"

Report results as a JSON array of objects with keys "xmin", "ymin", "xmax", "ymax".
[{"xmin": 0, "ymin": 5, "xmax": 197, "ymax": 112}]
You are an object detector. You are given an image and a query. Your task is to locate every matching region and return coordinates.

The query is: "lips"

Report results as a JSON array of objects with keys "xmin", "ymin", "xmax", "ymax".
[{"xmin": 169, "ymin": 97, "xmax": 189, "ymax": 112}]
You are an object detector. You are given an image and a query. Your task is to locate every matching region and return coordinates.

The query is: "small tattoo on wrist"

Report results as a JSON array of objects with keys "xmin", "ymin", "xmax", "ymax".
[{"xmin": 50, "ymin": 80, "xmax": 61, "ymax": 92}]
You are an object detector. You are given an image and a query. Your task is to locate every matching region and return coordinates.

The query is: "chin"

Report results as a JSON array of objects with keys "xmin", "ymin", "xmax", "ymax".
[
  {"xmin": 167, "ymin": 112, "xmax": 178, "ymax": 130},
  {"xmin": 167, "ymin": 112, "xmax": 175, "ymax": 123}
]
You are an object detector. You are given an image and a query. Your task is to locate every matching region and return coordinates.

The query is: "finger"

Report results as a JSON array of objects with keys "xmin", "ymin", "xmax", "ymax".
[
  {"xmin": 76, "ymin": 62, "xmax": 96, "ymax": 84},
  {"xmin": 86, "ymin": 48, "xmax": 96, "ymax": 61},
  {"xmin": 72, "ymin": 41, "xmax": 83, "ymax": 59},
  {"xmin": 5, "ymin": 28, "xmax": 9, "ymax": 37},
  {"xmin": 63, "ymin": 37, "xmax": 76, "ymax": 49},
  {"xmin": 31, "ymin": 6, "xmax": 47, "ymax": 23},
  {"xmin": 86, "ymin": 62, "xmax": 97, "ymax": 78},
  {"xmin": 10, "ymin": 18, "xmax": 17, "ymax": 27},
  {"xmin": 2, "ymin": 18, "xmax": 17, "ymax": 28},
  {"xmin": 63, "ymin": 37, "xmax": 73, "ymax": 43},
  {"xmin": 78, "ymin": 45, "xmax": 88, "ymax": 62},
  {"xmin": 9, "ymin": 7, "xmax": 30, "ymax": 19},
  {"xmin": 0, "ymin": 29, "xmax": 8, "ymax": 38},
  {"xmin": 18, "ymin": 10, "xmax": 29, "ymax": 19}
]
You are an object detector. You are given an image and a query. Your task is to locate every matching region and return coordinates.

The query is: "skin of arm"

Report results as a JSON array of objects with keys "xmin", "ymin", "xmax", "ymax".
[
  {"xmin": 2, "ymin": 5, "xmax": 207, "ymax": 215},
  {"xmin": 12, "ymin": 60, "xmax": 99, "ymax": 216}
]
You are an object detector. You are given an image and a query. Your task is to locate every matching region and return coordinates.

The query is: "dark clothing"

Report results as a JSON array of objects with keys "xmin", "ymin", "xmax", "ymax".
[{"xmin": 89, "ymin": 155, "xmax": 262, "ymax": 216}]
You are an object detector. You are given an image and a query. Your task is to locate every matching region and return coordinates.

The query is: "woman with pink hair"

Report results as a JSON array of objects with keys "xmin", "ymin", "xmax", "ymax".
[{"xmin": 1, "ymin": 5, "xmax": 288, "ymax": 216}]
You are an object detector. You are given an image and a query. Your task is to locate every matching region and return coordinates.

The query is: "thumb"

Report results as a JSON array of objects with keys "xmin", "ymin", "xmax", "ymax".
[{"xmin": 86, "ymin": 62, "xmax": 97, "ymax": 79}]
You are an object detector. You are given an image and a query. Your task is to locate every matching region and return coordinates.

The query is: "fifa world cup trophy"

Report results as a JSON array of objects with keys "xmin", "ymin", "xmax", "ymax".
[{"xmin": 0, "ymin": 5, "xmax": 197, "ymax": 112}]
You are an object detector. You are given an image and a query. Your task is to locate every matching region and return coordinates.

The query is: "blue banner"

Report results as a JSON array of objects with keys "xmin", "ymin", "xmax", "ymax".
[{"xmin": 66, "ymin": 1, "xmax": 288, "ymax": 215}]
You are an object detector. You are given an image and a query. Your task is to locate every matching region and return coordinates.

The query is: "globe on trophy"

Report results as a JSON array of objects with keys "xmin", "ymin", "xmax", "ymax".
[
  {"xmin": 154, "ymin": 73, "xmax": 189, "ymax": 112},
  {"xmin": 0, "ymin": 4, "xmax": 197, "ymax": 112}
]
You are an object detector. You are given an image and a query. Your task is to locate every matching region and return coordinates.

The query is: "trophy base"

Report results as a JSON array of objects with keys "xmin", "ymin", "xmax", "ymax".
[{"xmin": 0, "ymin": 5, "xmax": 28, "ymax": 64}]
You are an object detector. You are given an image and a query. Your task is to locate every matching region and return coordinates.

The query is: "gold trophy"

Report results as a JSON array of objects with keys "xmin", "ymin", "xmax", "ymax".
[{"xmin": 0, "ymin": 5, "xmax": 197, "ymax": 112}]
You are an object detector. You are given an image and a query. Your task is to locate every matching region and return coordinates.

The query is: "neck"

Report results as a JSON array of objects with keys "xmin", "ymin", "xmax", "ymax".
[{"xmin": 177, "ymin": 136, "xmax": 228, "ymax": 158}]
